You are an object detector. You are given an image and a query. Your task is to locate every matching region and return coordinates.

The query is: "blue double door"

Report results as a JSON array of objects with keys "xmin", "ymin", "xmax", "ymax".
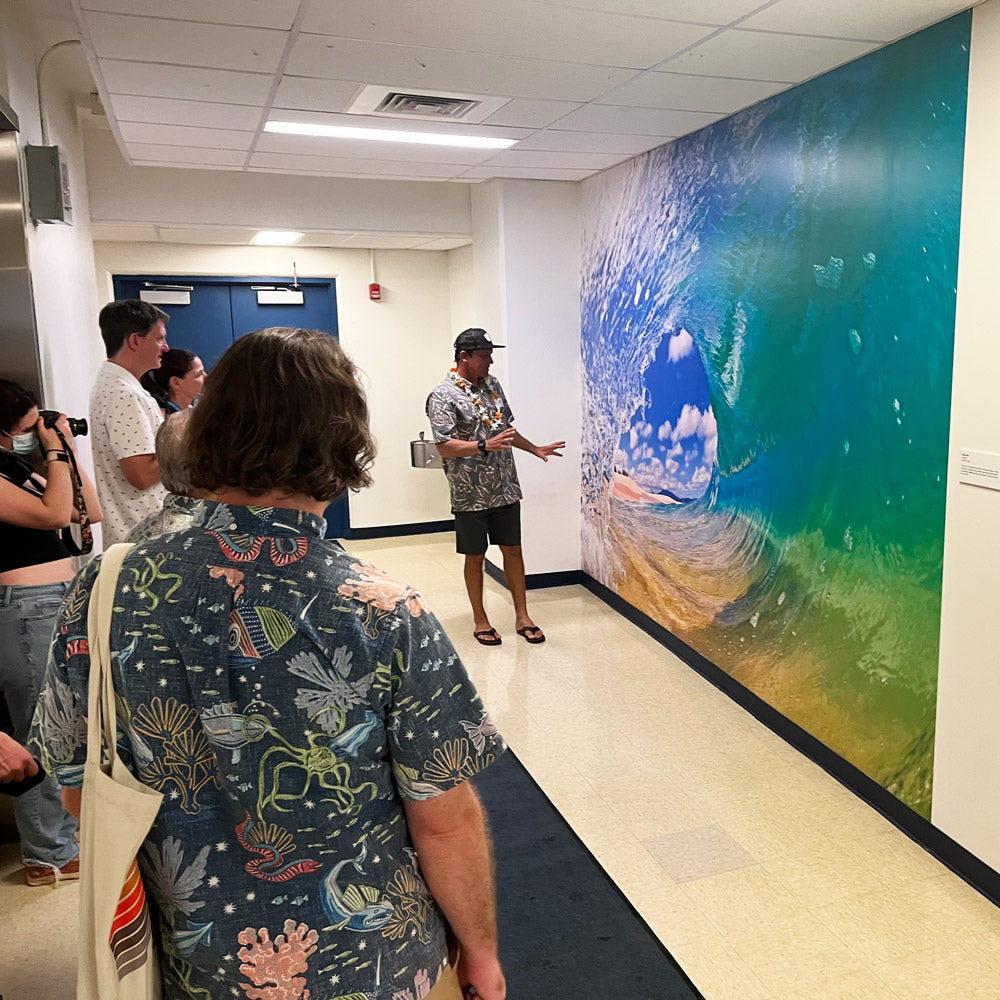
[{"xmin": 112, "ymin": 274, "xmax": 349, "ymax": 538}]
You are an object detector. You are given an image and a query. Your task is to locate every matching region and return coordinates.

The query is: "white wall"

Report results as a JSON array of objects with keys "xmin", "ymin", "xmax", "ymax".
[
  {"xmin": 470, "ymin": 180, "xmax": 582, "ymax": 576},
  {"xmin": 1, "ymin": 4, "xmax": 104, "ymax": 474},
  {"xmin": 447, "ymin": 244, "xmax": 476, "ymax": 332},
  {"xmin": 932, "ymin": 0, "xmax": 1000, "ymax": 872},
  {"xmin": 92, "ymin": 242, "xmax": 454, "ymax": 530}
]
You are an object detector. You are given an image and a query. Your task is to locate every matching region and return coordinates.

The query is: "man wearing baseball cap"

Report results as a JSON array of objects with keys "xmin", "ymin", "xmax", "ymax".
[{"xmin": 426, "ymin": 328, "xmax": 565, "ymax": 646}]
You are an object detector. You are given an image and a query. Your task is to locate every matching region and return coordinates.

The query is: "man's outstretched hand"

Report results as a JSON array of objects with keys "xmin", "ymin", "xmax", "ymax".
[{"xmin": 534, "ymin": 441, "xmax": 566, "ymax": 461}]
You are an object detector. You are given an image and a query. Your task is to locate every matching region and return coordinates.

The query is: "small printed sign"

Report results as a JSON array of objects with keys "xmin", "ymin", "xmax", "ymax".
[{"xmin": 959, "ymin": 449, "xmax": 1000, "ymax": 491}]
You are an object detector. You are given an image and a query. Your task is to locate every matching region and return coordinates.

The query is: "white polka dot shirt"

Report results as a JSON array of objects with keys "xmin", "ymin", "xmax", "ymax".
[{"xmin": 89, "ymin": 361, "xmax": 167, "ymax": 546}]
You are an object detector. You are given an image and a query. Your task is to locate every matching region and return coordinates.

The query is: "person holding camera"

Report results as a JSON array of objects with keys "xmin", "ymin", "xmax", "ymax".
[{"xmin": 0, "ymin": 377, "xmax": 102, "ymax": 885}]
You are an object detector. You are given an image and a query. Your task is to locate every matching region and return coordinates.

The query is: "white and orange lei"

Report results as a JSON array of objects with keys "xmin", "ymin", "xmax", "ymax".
[{"xmin": 448, "ymin": 367, "xmax": 505, "ymax": 430}]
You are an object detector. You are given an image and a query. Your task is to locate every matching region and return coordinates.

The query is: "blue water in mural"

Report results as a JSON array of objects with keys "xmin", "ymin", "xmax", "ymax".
[{"xmin": 580, "ymin": 13, "xmax": 971, "ymax": 817}]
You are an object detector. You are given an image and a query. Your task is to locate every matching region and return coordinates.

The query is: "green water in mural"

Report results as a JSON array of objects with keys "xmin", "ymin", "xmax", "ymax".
[{"xmin": 580, "ymin": 14, "xmax": 971, "ymax": 818}]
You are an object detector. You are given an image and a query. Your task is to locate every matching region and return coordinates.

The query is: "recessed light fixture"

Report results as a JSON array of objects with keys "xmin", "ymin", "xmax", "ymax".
[
  {"xmin": 251, "ymin": 230, "xmax": 304, "ymax": 246},
  {"xmin": 264, "ymin": 120, "xmax": 516, "ymax": 150}
]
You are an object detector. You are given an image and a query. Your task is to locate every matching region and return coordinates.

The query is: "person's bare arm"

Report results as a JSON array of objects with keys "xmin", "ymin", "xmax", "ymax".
[
  {"xmin": 62, "ymin": 786, "xmax": 82, "ymax": 818},
  {"xmin": 435, "ymin": 427, "xmax": 516, "ymax": 459},
  {"xmin": 404, "ymin": 781, "xmax": 506, "ymax": 1000},
  {"xmin": 511, "ymin": 430, "xmax": 565, "ymax": 461},
  {"xmin": 120, "ymin": 453, "xmax": 160, "ymax": 490},
  {"xmin": 0, "ymin": 456, "xmax": 74, "ymax": 530}
]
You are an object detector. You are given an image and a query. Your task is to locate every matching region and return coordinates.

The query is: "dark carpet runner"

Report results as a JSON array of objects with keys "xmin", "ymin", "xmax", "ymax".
[{"xmin": 473, "ymin": 752, "xmax": 703, "ymax": 999}]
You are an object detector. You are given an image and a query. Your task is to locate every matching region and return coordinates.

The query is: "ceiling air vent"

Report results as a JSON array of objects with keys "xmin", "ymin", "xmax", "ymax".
[
  {"xmin": 349, "ymin": 85, "xmax": 510, "ymax": 124},
  {"xmin": 375, "ymin": 92, "xmax": 479, "ymax": 119}
]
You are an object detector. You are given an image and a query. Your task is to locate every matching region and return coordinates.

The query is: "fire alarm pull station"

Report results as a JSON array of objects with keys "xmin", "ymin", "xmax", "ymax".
[{"xmin": 369, "ymin": 283, "xmax": 381, "ymax": 301}]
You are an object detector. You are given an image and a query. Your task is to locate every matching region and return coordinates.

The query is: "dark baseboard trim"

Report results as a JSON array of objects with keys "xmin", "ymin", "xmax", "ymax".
[
  {"xmin": 578, "ymin": 572, "xmax": 1000, "ymax": 909},
  {"xmin": 349, "ymin": 519, "xmax": 453, "ymax": 540},
  {"xmin": 484, "ymin": 559, "xmax": 584, "ymax": 591}
]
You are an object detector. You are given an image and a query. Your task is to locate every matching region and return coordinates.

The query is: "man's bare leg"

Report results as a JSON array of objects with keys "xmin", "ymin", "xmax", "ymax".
[
  {"xmin": 498, "ymin": 544, "xmax": 543, "ymax": 639},
  {"xmin": 463, "ymin": 554, "xmax": 497, "ymax": 637}
]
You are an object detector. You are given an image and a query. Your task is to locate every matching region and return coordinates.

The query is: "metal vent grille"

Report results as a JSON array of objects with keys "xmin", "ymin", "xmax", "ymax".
[{"xmin": 374, "ymin": 92, "xmax": 480, "ymax": 119}]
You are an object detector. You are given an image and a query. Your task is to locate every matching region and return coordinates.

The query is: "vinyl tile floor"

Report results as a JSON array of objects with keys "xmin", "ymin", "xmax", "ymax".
[{"xmin": 1, "ymin": 532, "xmax": 997, "ymax": 1000}]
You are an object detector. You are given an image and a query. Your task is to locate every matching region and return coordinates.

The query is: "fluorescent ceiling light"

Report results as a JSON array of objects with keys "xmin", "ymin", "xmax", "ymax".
[
  {"xmin": 265, "ymin": 120, "xmax": 516, "ymax": 150},
  {"xmin": 251, "ymin": 230, "xmax": 304, "ymax": 246}
]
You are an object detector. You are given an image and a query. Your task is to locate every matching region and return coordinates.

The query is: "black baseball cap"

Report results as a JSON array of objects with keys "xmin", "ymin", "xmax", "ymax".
[{"xmin": 454, "ymin": 328, "xmax": 505, "ymax": 352}]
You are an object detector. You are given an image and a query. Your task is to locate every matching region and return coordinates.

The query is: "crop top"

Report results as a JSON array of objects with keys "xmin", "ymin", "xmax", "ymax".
[{"xmin": 0, "ymin": 455, "xmax": 72, "ymax": 573}]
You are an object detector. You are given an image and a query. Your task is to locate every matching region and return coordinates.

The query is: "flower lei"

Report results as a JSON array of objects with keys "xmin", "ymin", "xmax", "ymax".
[{"xmin": 448, "ymin": 367, "xmax": 505, "ymax": 430}]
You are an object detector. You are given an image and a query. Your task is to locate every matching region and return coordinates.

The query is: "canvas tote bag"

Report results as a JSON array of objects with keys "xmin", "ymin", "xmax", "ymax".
[{"xmin": 78, "ymin": 543, "xmax": 164, "ymax": 1000}]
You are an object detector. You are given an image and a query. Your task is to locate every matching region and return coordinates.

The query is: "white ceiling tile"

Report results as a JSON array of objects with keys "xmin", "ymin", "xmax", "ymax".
[
  {"xmin": 512, "ymin": 129, "xmax": 667, "ymax": 154},
  {"xmin": 740, "ymin": 0, "xmax": 970, "ymax": 42},
  {"xmin": 157, "ymin": 227, "xmax": 259, "ymax": 244},
  {"xmin": 101, "ymin": 61, "xmax": 273, "ymax": 104},
  {"xmin": 79, "ymin": 0, "xmax": 300, "ymax": 30},
  {"xmin": 82, "ymin": 11, "xmax": 287, "ymax": 73},
  {"xmin": 249, "ymin": 152, "xmax": 470, "ymax": 179},
  {"xmin": 287, "ymin": 35, "xmax": 634, "ymax": 102},
  {"xmin": 554, "ymin": 104, "xmax": 720, "ymax": 135},
  {"xmin": 483, "ymin": 149, "xmax": 624, "ymax": 169},
  {"xmin": 110, "ymin": 95, "xmax": 262, "ymax": 130},
  {"xmin": 481, "ymin": 99, "xmax": 581, "ymax": 129},
  {"xmin": 273, "ymin": 76, "xmax": 366, "ymax": 114},
  {"xmin": 595, "ymin": 70, "xmax": 785, "ymax": 112},
  {"xmin": 530, "ymin": 0, "xmax": 779, "ymax": 26},
  {"xmin": 458, "ymin": 164, "xmax": 595, "ymax": 180},
  {"xmin": 668, "ymin": 28, "xmax": 878, "ymax": 81},
  {"xmin": 91, "ymin": 223, "xmax": 160, "ymax": 242},
  {"xmin": 120, "ymin": 123, "xmax": 253, "ymax": 150},
  {"xmin": 255, "ymin": 133, "xmax": 494, "ymax": 166},
  {"xmin": 125, "ymin": 144, "xmax": 248, "ymax": 167},
  {"xmin": 302, "ymin": 0, "xmax": 712, "ymax": 70}
]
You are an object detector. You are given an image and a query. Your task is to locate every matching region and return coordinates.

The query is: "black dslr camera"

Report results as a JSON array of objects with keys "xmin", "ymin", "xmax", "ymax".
[{"xmin": 40, "ymin": 409, "xmax": 88, "ymax": 437}]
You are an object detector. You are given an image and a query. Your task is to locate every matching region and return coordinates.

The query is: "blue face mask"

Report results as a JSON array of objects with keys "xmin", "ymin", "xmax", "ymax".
[{"xmin": 4, "ymin": 428, "xmax": 38, "ymax": 455}]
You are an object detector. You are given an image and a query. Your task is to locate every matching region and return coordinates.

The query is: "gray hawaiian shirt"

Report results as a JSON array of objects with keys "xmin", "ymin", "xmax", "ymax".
[
  {"xmin": 31, "ymin": 501, "xmax": 505, "ymax": 1000},
  {"xmin": 126, "ymin": 493, "xmax": 205, "ymax": 543},
  {"xmin": 425, "ymin": 374, "xmax": 522, "ymax": 513}
]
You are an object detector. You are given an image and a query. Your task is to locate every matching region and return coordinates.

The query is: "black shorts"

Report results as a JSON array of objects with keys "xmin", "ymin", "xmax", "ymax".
[{"xmin": 453, "ymin": 502, "xmax": 521, "ymax": 555}]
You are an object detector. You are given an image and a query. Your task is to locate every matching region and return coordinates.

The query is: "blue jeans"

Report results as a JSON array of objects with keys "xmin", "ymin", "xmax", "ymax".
[{"xmin": 0, "ymin": 581, "xmax": 79, "ymax": 867}]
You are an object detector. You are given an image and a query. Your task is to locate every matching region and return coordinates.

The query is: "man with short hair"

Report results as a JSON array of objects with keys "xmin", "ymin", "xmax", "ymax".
[
  {"xmin": 126, "ymin": 408, "xmax": 207, "ymax": 542},
  {"xmin": 426, "ymin": 328, "xmax": 565, "ymax": 646},
  {"xmin": 89, "ymin": 299, "xmax": 170, "ymax": 545}
]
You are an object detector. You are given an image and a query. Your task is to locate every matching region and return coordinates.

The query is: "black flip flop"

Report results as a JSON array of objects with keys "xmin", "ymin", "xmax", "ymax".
[
  {"xmin": 516, "ymin": 626, "xmax": 545, "ymax": 644},
  {"xmin": 474, "ymin": 628, "xmax": 502, "ymax": 646}
]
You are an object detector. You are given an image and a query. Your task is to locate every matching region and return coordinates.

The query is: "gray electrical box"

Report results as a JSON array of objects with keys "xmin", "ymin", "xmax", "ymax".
[{"xmin": 24, "ymin": 144, "xmax": 72, "ymax": 224}]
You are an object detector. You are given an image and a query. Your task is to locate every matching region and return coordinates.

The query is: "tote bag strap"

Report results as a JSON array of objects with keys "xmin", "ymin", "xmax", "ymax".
[{"xmin": 85, "ymin": 543, "xmax": 134, "ymax": 769}]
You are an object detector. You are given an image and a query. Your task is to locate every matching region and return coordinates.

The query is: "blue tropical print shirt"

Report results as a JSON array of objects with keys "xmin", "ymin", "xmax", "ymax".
[{"xmin": 31, "ymin": 502, "xmax": 505, "ymax": 1000}]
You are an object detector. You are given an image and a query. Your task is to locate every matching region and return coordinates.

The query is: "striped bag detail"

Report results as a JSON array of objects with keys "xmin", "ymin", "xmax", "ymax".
[{"xmin": 108, "ymin": 859, "xmax": 153, "ymax": 980}]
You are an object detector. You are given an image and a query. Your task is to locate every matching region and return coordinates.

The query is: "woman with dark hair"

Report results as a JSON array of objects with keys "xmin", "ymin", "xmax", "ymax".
[
  {"xmin": 140, "ymin": 348, "xmax": 205, "ymax": 414},
  {"xmin": 0, "ymin": 377, "xmax": 102, "ymax": 885},
  {"xmin": 34, "ymin": 329, "xmax": 507, "ymax": 1000}
]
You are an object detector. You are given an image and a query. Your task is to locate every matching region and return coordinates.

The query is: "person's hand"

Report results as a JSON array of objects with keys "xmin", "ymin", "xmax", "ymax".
[
  {"xmin": 36, "ymin": 412, "xmax": 72, "ymax": 453},
  {"xmin": 484, "ymin": 428, "xmax": 515, "ymax": 452},
  {"xmin": 0, "ymin": 733, "xmax": 39, "ymax": 783},
  {"xmin": 534, "ymin": 440, "xmax": 566, "ymax": 461},
  {"xmin": 457, "ymin": 951, "xmax": 505, "ymax": 1000}
]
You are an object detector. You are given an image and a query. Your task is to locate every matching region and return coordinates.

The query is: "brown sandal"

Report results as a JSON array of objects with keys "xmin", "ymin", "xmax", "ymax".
[{"xmin": 474, "ymin": 628, "xmax": 502, "ymax": 646}]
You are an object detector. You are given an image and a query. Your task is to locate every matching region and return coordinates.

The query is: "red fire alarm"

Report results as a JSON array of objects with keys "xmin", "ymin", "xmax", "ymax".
[{"xmin": 368, "ymin": 282, "xmax": 381, "ymax": 301}]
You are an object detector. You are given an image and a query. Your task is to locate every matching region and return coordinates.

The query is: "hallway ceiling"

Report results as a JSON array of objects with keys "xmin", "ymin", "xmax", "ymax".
[{"xmin": 65, "ymin": 0, "xmax": 975, "ymax": 185}]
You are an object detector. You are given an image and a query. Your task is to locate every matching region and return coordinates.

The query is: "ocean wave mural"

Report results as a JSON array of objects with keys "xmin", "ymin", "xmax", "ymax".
[{"xmin": 580, "ymin": 13, "xmax": 971, "ymax": 818}]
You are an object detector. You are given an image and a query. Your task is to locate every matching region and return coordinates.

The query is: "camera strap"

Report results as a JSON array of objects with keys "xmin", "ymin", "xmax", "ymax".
[{"xmin": 45, "ymin": 424, "xmax": 93, "ymax": 556}]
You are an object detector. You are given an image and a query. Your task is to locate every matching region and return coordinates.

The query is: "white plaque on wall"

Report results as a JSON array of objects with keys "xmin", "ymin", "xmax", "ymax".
[{"xmin": 959, "ymin": 449, "xmax": 1000, "ymax": 491}]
